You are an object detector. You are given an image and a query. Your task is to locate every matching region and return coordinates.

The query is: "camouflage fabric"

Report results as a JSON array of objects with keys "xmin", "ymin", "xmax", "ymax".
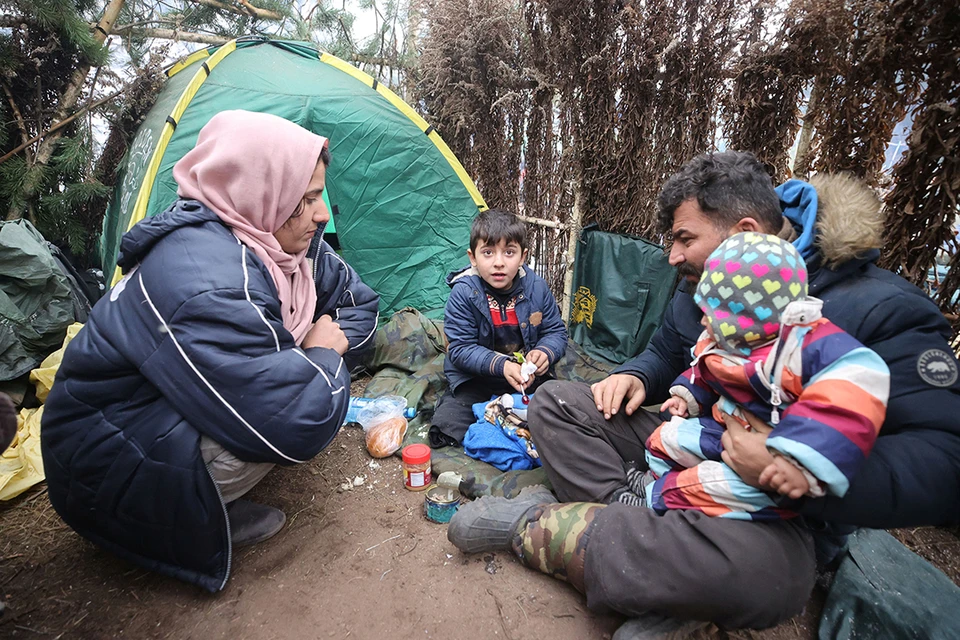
[
  {"xmin": 361, "ymin": 307, "xmax": 449, "ymax": 447},
  {"xmin": 360, "ymin": 307, "xmax": 619, "ymax": 492},
  {"xmin": 511, "ymin": 502, "xmax": 605, "ymax": 593},
  {"xmin": 431, "ymin": 447, "xmax": 551, "ymax": 498}
]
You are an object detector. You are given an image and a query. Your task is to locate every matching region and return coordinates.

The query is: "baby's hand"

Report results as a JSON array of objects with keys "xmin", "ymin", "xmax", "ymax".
[
  {"xmin": 759, "ymin": 456, "xmax": 810, "ymax": 499},
  {"xmin": 660, "ymin": 396, "xmax": 689, "ymax": 417}
]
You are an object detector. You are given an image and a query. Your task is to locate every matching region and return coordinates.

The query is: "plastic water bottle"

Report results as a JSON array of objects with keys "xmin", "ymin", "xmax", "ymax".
[{"xmin": 344, "ymin": 396, "xmax": 417, "ymax": 424}]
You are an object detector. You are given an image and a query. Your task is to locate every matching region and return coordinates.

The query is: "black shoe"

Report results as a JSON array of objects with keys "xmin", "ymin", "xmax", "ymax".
[
  {"xmin": 612, "ymin": 612, "xmax": 709, "ymax": 640},
  {"xmin": 227, "ymin": 499, "xmax": 286, "ymax": 547}
]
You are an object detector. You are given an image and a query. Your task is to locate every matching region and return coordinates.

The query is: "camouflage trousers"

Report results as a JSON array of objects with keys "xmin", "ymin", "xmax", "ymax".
[{"xmin": 510, "ymin": 502, "xmax": 605, "ymax": 594}]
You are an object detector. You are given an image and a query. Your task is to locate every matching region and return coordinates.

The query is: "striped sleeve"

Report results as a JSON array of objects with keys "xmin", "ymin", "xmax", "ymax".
[{"xmin": 765, "ymin": 321, "xmax": 890, "ymax": 498}]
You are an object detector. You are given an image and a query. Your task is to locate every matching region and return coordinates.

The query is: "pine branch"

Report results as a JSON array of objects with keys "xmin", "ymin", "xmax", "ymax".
[
  {"xmin": 8, "ymin": 0, "xmax": 123, "ymax": 219},
  {"xmin": 1, "ymin": 82, "xmax": 32, "ymax": 162},
  {"xmin": 0, "ymin": 88, "xmax": 126, "ymax": 168},
  {"xmin": 186, "ymin": 0, "xmax": 282, "ymax": 21}
]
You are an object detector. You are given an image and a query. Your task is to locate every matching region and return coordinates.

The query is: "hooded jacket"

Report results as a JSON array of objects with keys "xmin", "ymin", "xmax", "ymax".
[
  {"xmin": 40, "ymin": 200, "xmax": 378, "ymax": 591},
  {"xmin": 615, "ymin": 175, "xmax": 960, "ymax": 528},
  {"xmin": 444, "ymin": 265, "xmax": 567, "ymax": 391}
]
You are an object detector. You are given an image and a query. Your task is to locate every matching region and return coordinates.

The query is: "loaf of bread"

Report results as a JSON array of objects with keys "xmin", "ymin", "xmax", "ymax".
[{"xmin": 365, "ymin": 416, "xmax": 408, "ymax": 458}]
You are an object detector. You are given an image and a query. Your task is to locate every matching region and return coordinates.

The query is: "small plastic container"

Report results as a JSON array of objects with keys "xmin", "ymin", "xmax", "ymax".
[{"xmin": 402, "ymin": 444, "xmax": 432, "ymax": 491}]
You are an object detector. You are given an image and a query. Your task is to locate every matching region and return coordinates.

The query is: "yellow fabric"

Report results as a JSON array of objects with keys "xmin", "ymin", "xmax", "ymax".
[
  {"xmin": 1, "ymin": 407, "xmax": 44, "ymax": 500},
  {"xmin": 31, "ymin": 323, "xmax": 82, "ymax": 403},
  {"xmin": 0, "ymin": 323, "xmax": 83, "ymax": 500}
]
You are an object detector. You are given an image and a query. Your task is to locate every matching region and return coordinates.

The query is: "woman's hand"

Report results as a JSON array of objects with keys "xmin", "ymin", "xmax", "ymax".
[{"xmin": 302, "ymin": 315, "xmax": 348, "ymax": 355}]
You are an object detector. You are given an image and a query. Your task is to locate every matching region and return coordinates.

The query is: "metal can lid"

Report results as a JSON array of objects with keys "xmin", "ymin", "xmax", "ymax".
[
  {"xmin": 402, "ymin": 443, "xmax": 431, "ymax": 465},
  {"xmin": 425, "ymin": 485, "xmax": 460, "ymax": 504}
]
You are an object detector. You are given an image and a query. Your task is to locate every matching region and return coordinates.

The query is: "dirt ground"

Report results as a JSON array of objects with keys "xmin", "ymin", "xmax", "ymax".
[{"xmin": 1, "ymin": 416, "xmax": 958, "ymax": 639}]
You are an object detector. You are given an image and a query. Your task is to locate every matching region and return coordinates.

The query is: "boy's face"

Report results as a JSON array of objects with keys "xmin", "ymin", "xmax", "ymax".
[{"xmin": 468, "ymin": 239, "xmax": 528, "ymax": 291}]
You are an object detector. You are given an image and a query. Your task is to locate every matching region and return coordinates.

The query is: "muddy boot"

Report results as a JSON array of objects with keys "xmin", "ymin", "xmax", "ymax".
[
  {"xmin": 227, "ymin": 499, "xmax": 286, "ymax": 547},
  {"xmin": 447, "ymin": 485, "xmax": 557, "ymax": 554},
  {"xmin": 612, "ymin": 613, "xmax": 709, "ymax": 640},
  {"xmin": 0, "ymin": 393, "xmax": 16, "ymax": 453}
]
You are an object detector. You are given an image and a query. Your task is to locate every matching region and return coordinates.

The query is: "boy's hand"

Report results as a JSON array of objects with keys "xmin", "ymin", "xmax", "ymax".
[
  {"xmin": 759, "ymin": 456, "xmax": 810, "ymax": 499},
  {"xmin": 503, "ymin": 361, "xmax": 527, "ymax": 393},
  {"xmin": 660, "ymin": 396, "xmax": 689, "ymax": 417},
  {"xmin": 526, "ymin": 349, "xmax": 550, "ymax": 376}
]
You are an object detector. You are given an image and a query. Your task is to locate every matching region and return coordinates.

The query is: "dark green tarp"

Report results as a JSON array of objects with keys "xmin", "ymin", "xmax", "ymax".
[
  {"xmin": 0, "ymin": 220, "xmax": 76, "ymax": 381},
  {"xmin": 568, "ymin": 224, "xmax": 677, "ymax": 364},
  {"xmin": 820, "ymin": 529, "xmax": 960, "ymax": 639}
]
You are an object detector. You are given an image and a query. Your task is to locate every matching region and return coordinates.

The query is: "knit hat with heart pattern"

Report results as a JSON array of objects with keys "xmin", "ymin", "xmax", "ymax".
[{"xmin": 693, "ymin": 232, "xmax": 808, "ymax": 355}]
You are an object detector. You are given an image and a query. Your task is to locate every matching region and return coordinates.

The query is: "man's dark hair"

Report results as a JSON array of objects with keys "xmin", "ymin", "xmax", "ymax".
[
  {"xmin": 319, "ymin": 145, "xmax": 332, "ymax": 167},
  {"xmin": 656, "ymin": 151, "xmax": 782, "ymax": 234},
  {"xmin": 470, "ymin": 209, "xmax": 528, "ymax": 252}
]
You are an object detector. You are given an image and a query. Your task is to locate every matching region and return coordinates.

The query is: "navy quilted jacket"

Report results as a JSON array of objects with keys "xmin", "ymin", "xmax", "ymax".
[
  {"xmin": 41, "ymin": 200, "xmax": 378, "ymax": 591},
  {"xmin": 443, "ymin": 265, "xmax": 567, "ymax": 391}
]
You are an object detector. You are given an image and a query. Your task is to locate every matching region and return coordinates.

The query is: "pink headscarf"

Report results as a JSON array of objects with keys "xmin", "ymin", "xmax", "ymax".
[{"xmin": 173, "ymin": 111, "xmax": 328, "ymax": 343}]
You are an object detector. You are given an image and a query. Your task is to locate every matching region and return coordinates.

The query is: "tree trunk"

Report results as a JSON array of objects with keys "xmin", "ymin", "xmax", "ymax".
[
  {"xmin": 8, "ymin": 0, "xmax": 125, "ymax": 219},
  {"xmin": 792, "ymin": 78, "xmax": 823, "ymax": 179},
  {"xmin": 114, "ymin": 26, "xmax": 229, "ymax": 45},
  {"xmin": 188, "ymin": 0, "xmax": 282, "ymax": 21}
]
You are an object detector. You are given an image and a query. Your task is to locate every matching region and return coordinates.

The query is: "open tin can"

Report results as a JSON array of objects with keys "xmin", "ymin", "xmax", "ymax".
[{"xmin": 423, "ymin": 485, "xmax": 461, "ymax": 524}]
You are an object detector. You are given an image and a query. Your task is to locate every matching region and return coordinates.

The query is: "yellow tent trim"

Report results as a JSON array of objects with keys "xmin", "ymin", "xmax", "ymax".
[
  {"xmin": 167, "ymin": 48, "xmax": 212, "ymax": 77},
  {"xmin": 318, "ymin": 52, "xmax": 488, "ymax": 213},
  {"xmin": 111, "ymin": 40, "xmax": 239, "ymax": 285}
]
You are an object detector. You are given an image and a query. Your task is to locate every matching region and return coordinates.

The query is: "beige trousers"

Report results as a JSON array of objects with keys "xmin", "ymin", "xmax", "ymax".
[{"xmin": 200, "ymin": 436, "xmax": 275, "ymax": 504}]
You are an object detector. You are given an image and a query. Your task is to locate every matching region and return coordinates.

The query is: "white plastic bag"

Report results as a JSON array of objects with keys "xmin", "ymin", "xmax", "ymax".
[{"xmin": 358, "ymin": 395, "xmax": 408, "ymax": 458}]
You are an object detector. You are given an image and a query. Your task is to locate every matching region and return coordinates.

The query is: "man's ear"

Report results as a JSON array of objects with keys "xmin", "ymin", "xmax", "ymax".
[
  {"xmin": 467, "ymin": 248, "xmax": 478, "ymax": 267},
  {"xmin": 732, "ymin": 217, "xmax": 762, "ymax": 234}
]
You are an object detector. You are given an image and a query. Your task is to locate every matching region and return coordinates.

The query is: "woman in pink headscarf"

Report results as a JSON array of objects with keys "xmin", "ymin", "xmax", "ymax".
[{"xmin": 41, "ymin": 111, "xmax": 379, "ymax": 592}]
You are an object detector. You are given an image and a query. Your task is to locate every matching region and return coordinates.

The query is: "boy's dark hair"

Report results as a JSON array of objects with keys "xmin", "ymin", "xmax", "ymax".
[
  {"xmin": 656, "ymin": 151, "xmax": 782, "ymax": 234},
  {"xmin": 470, "ymin": 209, "xmax": 528, "ymax": 252}
]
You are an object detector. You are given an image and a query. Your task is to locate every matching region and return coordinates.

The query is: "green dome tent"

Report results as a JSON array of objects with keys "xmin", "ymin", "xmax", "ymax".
[{"xmin": 101, "ymin": 38, "xmax": 487, "ymax": 317}]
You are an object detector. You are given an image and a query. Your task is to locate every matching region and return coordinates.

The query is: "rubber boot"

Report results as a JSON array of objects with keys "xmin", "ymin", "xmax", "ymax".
[{"xmin": 447, "ymin": 485, "xmax": 557, "ymax": 554}]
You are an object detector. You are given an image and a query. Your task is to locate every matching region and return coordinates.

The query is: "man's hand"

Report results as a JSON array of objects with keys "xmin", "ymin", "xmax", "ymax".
[
  {"xmin": 660, "ymin": 395, "xmax": 689, "ymax": 417},
  {"xmin": 759, "ymin": 456, "xmax": 810, "ymax": 499},
  {"xmin": 503, "ymin": 361, "xmax": 527, "ymax": 393},
  {"xmin": 590, "ymin": 374, "xmax": 646, "ymax": 420},
  {"xmin": 719, "ymin": 410, "xmax": 774, "ymax": 488},
  {"xmin": 302, "ymin": 314, "xmax": 349, "ymax": 355},
  {"xmin": 525, "ymin": 349, "xmax": 550, "ymax": 376}
]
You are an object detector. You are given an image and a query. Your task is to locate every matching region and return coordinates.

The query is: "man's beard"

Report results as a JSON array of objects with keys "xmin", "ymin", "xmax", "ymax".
[{"xmin": 678, "ymin": 262, "xmax": 701, "ymax": 281}]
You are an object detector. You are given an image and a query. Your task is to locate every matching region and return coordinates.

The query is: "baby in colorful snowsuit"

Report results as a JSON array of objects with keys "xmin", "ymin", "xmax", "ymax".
[{"xmin": 629, "ymin": 232, "xmax": 890, "ymax": 520}]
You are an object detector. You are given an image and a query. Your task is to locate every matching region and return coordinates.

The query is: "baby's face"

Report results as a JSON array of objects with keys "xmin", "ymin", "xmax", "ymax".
[{"xmin": 700, "ymin": 314, "xmax": 716, "ymax": 340}]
